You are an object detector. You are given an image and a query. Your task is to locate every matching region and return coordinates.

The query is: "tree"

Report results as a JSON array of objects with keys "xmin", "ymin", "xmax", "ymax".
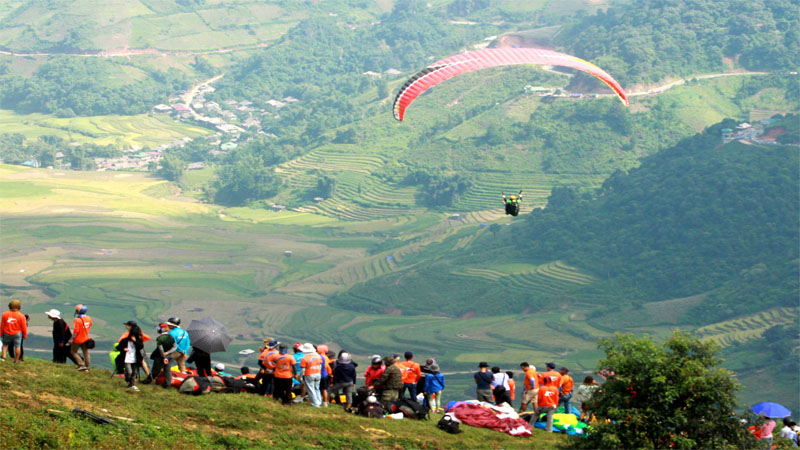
[
  {"xmin": 157, "ymin": 155, "xmax": 184, "ymax": 182},
  {"xmin": 577, "ymin": 332, "xmax": 757, "ymax": 449}
]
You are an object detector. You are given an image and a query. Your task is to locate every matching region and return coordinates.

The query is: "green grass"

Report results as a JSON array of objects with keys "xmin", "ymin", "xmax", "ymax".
[
  {"xmin": 0, "ymin": 359, "xmax": 565, "ymax": 449},
  {"xmin": 0, "ymin": 110, "xmax": 211, "ymax": 147}
]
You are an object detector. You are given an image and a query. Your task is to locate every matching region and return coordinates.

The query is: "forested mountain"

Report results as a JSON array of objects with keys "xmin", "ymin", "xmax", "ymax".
[
  {"xmin": 559, "ymin": 0, "xmax": 800, "ymax": 84},
  {"xmin": 519, "ymin": 118, "xmax": 799, "ymax": 315},
  {"xmin": 333, "ymin": 118, "xmax": 799, "ymax": 318}
]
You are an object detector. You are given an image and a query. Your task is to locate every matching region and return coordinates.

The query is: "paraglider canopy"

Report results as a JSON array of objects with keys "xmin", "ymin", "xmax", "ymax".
[{"xmin": 393, "ymin": 48, "xmax": 629, "ymax": 121}]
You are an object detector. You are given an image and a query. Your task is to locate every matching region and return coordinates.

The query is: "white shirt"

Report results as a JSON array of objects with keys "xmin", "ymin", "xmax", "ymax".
[
  {"xmin": 124, "ymin": 341, "xmax": 136, "ymax": 364},
  {"xmin": 492, "ymin": 372, "xmax": 510, "ymax": 390}
]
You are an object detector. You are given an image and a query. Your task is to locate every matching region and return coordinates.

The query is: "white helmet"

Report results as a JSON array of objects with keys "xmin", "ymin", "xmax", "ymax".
[{"xmin": 214, "ymin": 363, "xmax": 225, "ymax": 372}]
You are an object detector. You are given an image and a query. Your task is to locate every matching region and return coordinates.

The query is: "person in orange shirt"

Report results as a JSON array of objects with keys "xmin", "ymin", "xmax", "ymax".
[
  {"xmin": 506, "ymin": 371, "xmax": 516, "ymax": 408},
  {"xmin": 534, "ymin": 376, "xmax": 559, "ymax": 432},
  {"xmin": 257, "ymin": 339, "xmax": 279, "ymax": 396},
  {"xmin": 1, "ymin": 300, "xmax": 28, "ymax": 363},
  {"xmin": 299, "ymin": 343, "xmax": 323, "ymax": 407},
  {"xmin": 519, "ymin": 362, "xmax": 538, "ymax": 413},
  {"xmin": 398, "ymin": 351, "xmax": 422, "ymax": 400},
  {"xmin": 540, "ymin": 362, "xmax": 562, "ymax": 389},
  {"xmin": 558, "ymin": 366, "xmax": 574, "ymax": 415},
  {"xmin": 272, "ymin": 345, "xmax": 297, "ymax": 406},
  {"xmin": 71, "ymin": 304, "xmax": 93, "ymax": 371}
]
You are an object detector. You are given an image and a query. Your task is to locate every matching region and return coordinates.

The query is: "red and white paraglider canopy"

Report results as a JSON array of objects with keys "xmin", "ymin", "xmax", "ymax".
[{"xmin": 393, "ymin": 48, "xmax": 629, "ymax": 121}]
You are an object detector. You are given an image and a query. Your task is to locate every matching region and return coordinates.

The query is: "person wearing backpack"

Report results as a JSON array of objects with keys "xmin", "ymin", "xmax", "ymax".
[
  {"xmin": 423, "ymin": 363, "xmax": 445, "ymax": 413},
  {"xmin": 166, "ymin": 317, "xmax": 190, "ymax": 373},
  {"xmin": 143, "ymin": 323, "xmax": 175, "ymax": 387}
]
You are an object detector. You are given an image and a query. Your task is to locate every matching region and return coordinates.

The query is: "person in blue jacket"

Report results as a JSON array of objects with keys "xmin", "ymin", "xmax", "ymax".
[
  {"xmin": 166, "ymin": 317, "xmax": 190, "ymax": 373},
  {"xmin": 424, "ymin": 363, "xmax": 445, "ymax": 413}
]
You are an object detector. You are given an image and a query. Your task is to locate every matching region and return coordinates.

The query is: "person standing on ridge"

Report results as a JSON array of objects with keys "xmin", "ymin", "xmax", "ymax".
[
  {"xmin": 558, "ymin": 366, "xmax": 574, "ymax": 414},
  {"xmin": 45, "ymin": 309, "xmax": 74, "ymax": 364},
  {"xmin": 398, "ymin": 351, "xmax": 422, "ymax": 400},
  {"xmin": 424, "ymin": 363, "xmax": 445, "ymax": 413},
  {"xmin": 378, "ymin": 355, "xmax": 403, "ymax": 405},
  {"xmin": 187, "ymin": 345, "xmax": 212, "ymax": 377},
  {"xmin": 317, "ymin": 344, "xmax": 332, "ymax": 407},
  {"xmin": 1, "ymin": 300, "xmax": 27, "ymax": 363},
  {"xmin": 257, "ymin": 339, "xmax": 279, "ymax": 396},
  {"xmin": 534, "ymin": 376, "xmax": 559, "ymax": 432},
  {"xmin": 519, "ymin": 362, "xmax": 538, "ymax": 413},
  {"xmin": 272, "ymin": 344, "xmax": 297, "ymax": 406},
  {"xmin": 474, "ymin": 362, "xmax": 494, "ymax": 402},
  {"xmin": 166, "ymin": 317, "xmax": 190, "ymax": 373},
  {"xmin": 71, "ymin": 304, "xmax": 92, "ymax": 371},
  {"xmin": 299, "ymin": 343, "xmax": 323, "ymax": 408},
  {"xmin": 119, "ymin": 321, "xmax": 144, "ymax": 391},
  {"xmin": 144, "ymin": 323, "xmax": 174, "ymax": 387},
  {"xmin": 540, "ymin": 362, "xmax": 562, "ymax": 389},
  {"xmin": 506, "ymin": 371, "xmax": 516, "ymax": 409},
  {"xmin": 331, "ymin": 352, "xmax": 357, "ymax": 411}
]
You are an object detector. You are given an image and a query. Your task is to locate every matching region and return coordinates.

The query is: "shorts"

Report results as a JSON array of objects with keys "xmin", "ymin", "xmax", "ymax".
[
  {"xmin": 522, "ymin": 388, "xmax": 538, "ymax": 405},
  {"xmin": 2, "ymin": 333, "xmax": 22, "ymax": 348},
  {"xmin": 477, "ymin": 389, "xmax": 494, "ymax": 402},
  {"xmin": 319, "ymin": 376, "xmax": 330, "ymax": 391}
]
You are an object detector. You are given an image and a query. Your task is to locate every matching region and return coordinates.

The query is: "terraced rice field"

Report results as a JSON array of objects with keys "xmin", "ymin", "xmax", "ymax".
[
  {"xmin": 697, "ymin": 307, "xmax": 799, "ymax": 347},
  {"xmin": 451, "ymin": 261, "xmax": 597, "ymax": 297},
  {"xmin": 454, "ymin": 172, "xmax": 604, "ymax": 212}
]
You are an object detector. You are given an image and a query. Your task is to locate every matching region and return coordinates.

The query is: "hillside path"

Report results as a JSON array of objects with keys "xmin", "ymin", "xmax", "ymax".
[
  {"xmin": 626, "ymin": 71, "xmax": 769, "ymax": 96},
  {"xmin": 183, "ymin": 74, "xmax": 224, "ymax": 106}
]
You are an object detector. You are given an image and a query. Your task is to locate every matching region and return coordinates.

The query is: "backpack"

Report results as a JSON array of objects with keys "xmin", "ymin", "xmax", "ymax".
[
  {"xmin": 179, "ymin": 376, "xmax": 212, "ymax": 395},
  {"xmin": 437, "ymin": 414, "xmax": 462, "ymax": 434},
  {"xmin": 393, "ymin": 398, "xmax": 429, "ymax": 420},
  {"xmin": 220, "ymin": 376, "xmax": 249, "ymax": 393},
  {"xmin": 359, "ymin": 402, "xmax": 386, "ymax": 419}
]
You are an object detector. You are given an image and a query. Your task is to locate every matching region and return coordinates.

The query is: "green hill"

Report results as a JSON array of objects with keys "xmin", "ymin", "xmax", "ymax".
[{"xmin": 0, "ymin": 359, "xmax": 563, "ymax": 449}]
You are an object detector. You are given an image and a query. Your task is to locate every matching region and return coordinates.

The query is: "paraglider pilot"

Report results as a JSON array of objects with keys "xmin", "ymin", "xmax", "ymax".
[{"xmin": 502, "ymin": 191, "xmax": 522, "ymax": 217}]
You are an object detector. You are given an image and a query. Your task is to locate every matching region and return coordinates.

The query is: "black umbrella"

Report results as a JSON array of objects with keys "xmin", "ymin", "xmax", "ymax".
[{"xmin": 186, "ymin": 317, "xmax": 232, "ymax": 354}]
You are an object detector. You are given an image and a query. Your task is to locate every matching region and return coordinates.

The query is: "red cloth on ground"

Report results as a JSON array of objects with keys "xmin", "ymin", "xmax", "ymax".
[{"xmin": 450, "ymin": 403, "xmax": 532, "ymax": 437}]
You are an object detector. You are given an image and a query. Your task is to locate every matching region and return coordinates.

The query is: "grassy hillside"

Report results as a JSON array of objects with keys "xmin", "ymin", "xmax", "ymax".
[{"xmin": 0, "ymin": 359, "xmax": 564, "ymax": 449}]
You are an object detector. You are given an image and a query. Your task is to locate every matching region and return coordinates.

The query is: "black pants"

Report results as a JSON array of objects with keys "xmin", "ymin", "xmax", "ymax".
[
  {"xmin": 150, "ymin": 357, "xmax": 172, "ymax": 387},
  {"xmin": 53, "ymin": 343, "xmax": 77, "ymax": 364},
  {"xmin": 256, "ymin": 372, "xmax": 274, "ymax": 396},
  {"xmin": 273, "ymin": 377, "xmax": 293, "ymax": 405}
]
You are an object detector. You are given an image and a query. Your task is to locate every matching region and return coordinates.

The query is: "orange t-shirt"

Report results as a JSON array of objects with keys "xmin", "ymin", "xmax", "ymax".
[
  {"xmin": 508, "ymin": 379, "xmax": 516, "ymax": 401},
  {"xmin": 560, "ymin": 374, "xmax": 574, "ymax": 395},
  {"xmin": 264, "ymin": 351, "xmax": 280, "ymax": 370},
  {"xmin": 1, "ymin": 311, "xmax": 27, "ymax": 339},
  {"xmin": 541, "ymin": 370, "xmax": 562, "ymax": 389},
  {"xmin": 301, "ymin": 353, "xmax": 323, "ymax": 376},
  {"xmin": 399, "ymin": 361, "xmax": 421, "ymax": 384},
  {"xmin": 273, "ymin": 354, "xmax": 294, "ymax": 379},
  {"xmin": 72, "ymin": 316, "xmax": 92, "ymax": 344},
  {"xmin": 538, "ymin": 385, "xmax": 559, "ymax": 408},
  {"xmin": 524, "ymin": 368, "xmax": 538, "ymax": 390}
]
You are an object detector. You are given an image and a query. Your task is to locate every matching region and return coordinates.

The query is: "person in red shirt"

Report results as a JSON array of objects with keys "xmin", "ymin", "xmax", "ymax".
[
  {"xmin": 519, "ymin": 362, "xmax": 538, "ymax": 413},
  {"xmin": 364, "ymin": 355, "xmax": 386, "ymax": 388},
  {"xmin": 534, "ymin": 376, "xmax": 559, "ymax": 432},
  {"xmin": 71, "ymin": 304, "xmax": 93, "ymax": 371},
  {"xmin": 299, "ymin": 343, "xmax": 323, "ymax": 407},
  {"xmin": 506, "ymin": 371, "xmax": 516, "ymax": 407},
  {"xmin": 398, "ymin": 351, "xmax": 422, "ymax": 400},
  {"xmin": 558, "ymin": 366, "xmax": 574, "ymax": 415},
  {"xmin": 1, "ymin": 299, "xmax": 28, "ymax": 363},
  {"xmin": 272, "ymin": 345, "xmax": 297, "ymax": 406}
]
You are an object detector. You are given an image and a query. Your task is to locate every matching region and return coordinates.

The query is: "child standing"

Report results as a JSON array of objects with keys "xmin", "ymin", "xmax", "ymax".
[{"xmin": 424, "ymin": 363, "xmax": 445, "ymax": 413}]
